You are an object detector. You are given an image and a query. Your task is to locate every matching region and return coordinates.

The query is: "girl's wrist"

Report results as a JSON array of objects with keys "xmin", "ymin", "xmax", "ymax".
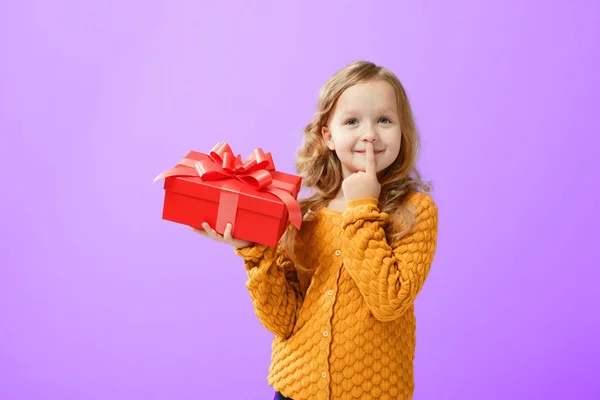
[{"xmin": 346, "ymin": 197, "xmax": 379, "ymax": 209}]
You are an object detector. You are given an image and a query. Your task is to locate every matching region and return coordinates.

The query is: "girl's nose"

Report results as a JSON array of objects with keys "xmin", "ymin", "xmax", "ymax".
[{"xmin": 361, "ymin": 131, "xmax": 378, "ymax": 142}]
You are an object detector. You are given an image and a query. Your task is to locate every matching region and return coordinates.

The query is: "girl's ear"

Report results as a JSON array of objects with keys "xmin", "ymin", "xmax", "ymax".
[{"xmin": 321, "ymin": 126, "xmax": 335, "ymax": 151}]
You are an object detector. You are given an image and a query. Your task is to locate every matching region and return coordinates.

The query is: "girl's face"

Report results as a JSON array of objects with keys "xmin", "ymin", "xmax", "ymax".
[{"xmin": 322, "ymin": 79, "xmax": 402, "ymax": 179}]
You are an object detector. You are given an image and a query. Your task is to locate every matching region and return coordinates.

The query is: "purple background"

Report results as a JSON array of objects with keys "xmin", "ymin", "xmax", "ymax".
[{"xmin": 1, "ymin": 0, "xmax": 599, "ymax": 399}]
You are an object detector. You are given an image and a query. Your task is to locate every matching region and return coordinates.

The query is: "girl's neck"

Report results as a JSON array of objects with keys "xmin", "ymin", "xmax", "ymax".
[
  {"xmin": 326, "ymin": 190, "xmax": 346, "ymax": 212},
  {"xmin": 333, "ymin": 189, "xmax": 345, "ymax": 201}
]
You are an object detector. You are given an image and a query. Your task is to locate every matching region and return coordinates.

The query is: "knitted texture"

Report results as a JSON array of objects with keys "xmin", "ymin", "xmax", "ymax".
[{"xmin": 235, "ymin": 192, "xmax": 438, "ymax": 400}]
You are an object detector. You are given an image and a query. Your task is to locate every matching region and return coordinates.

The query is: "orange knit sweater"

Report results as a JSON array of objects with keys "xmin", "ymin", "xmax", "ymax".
[{"xmin": 234, "ymin": 192, "xmax": 438, "ymax": 400}]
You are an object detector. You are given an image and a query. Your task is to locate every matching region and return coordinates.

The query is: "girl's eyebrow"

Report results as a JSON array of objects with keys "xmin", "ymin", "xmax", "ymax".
[
  {"xmin": 379, "ymin": 107, "xmax": 398, "ymax": 115},
  {"xmin": 338, "ymin": 110, "xmax": 359, "ymax": 118},
  {"xmin": 340, "ymin": 107, "xmax": 398, "ymax": 117}
]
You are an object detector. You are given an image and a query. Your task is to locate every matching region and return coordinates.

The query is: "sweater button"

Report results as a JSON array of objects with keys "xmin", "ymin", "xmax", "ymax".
[
  {"xmin": 321, "ymin": 372, "xmax": 327, "ymax": 378},
  {"xmin": 327, "ymin": 290, "xmax": 333, "ymax": 296},
  {"xmin": 323, "ymin": 330, "xmax": 328, "ymax": 337},
  {"xmin": 334, "ymin": 250, "xmax": 341, "ymax": 256}
]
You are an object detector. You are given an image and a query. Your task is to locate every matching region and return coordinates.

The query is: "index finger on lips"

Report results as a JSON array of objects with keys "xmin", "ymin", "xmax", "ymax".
[{"xmin": 365, "ymin": 142, "xmax": 376, "ymax": 175}]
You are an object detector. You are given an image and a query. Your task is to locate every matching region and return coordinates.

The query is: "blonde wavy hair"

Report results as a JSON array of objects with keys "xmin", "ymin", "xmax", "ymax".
[{"xmin": 280, "ymin": 60, "xmax": 431, "ymax": 274}]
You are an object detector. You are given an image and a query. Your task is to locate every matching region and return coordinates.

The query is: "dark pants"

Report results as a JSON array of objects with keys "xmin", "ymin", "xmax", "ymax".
[{"xmin": 274, "ymin": 392, "xmax": 293, "ymax": 400}]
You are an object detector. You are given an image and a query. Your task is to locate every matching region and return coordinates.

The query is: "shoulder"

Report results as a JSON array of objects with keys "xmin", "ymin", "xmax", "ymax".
[
  {"xmin": 385, "ymin": 191, "xmax": 438, "ymax": 248},
  {"xmin": 402, "ymin": 191, "xmax": 438, "ymax": 235},
  {"xmin": 405, "ymin": 191, "xmax": 437, "ymax": 216}
]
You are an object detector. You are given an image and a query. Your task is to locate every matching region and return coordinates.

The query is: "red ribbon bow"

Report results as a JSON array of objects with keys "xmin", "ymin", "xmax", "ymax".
[
  {"xmin": 193, "ymin": 142, "xmax": 276, "ymax": 190},
  {"xmin": 154, "ymin": 142, "xmax": 302, "ymax": 232}
]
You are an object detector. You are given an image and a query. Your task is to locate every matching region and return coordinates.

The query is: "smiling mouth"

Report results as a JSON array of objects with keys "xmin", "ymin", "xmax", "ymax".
[{"xmin": 356, "ymin": 150, "xmax": 384, "ymax": 154}]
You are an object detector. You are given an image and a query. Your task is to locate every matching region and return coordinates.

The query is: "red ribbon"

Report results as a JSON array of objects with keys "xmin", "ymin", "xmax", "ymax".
[{"xmin": 154, "ymin": 142, "xmax": 302, "ymax": 233}]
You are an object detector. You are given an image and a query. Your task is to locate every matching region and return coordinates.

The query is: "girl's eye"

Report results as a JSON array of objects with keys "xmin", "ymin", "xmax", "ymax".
[
  {"xmin": 346, "ymin": 118, "xmax": 358, "ymax": 126},
  {"xmin": 379, "ymin": 117, "xmax": 391, "ymax": 124}
]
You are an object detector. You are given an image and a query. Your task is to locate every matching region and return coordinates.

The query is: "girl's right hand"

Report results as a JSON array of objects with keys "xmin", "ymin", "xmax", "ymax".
[{"xmin": 190, "ymin": 222, "xmax": 254, "ymax": 249}]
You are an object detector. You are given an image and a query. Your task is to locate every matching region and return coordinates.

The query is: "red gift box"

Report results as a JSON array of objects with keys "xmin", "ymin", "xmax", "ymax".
[{"xmin": 154, "ymin": 142, "xmax": 302, "ymax": 247}]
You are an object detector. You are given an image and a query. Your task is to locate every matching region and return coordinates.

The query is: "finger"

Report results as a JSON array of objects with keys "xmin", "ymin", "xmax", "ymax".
[
  {"xmin": 365, "ymin": 142, "xmax": 376, "ymax": 175},
  {"xmin": 202, "ymin": 222, "xmax": 221, "ymax": 240},
  {"xmin": 223, "ymin": 223, "xmax": 233, "ymax": 241},
  {"xmin": 200, "ymin": 223, "xmax": 212, "ymax": 236}
]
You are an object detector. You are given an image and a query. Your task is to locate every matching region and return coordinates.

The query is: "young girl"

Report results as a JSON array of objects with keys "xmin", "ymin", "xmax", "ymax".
[{"xmin": 194, "ymin": 61, "xmax": 438, "ymax": 400}]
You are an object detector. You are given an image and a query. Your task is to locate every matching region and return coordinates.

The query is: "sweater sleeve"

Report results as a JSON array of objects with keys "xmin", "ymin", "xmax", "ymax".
[
  {"xmin": 340, "ymin": 194, "xmax": 438, "ymax": 322},
  {"xmin": 234, "ymin": 244, "xmax": 303, "ymax": 339}
]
